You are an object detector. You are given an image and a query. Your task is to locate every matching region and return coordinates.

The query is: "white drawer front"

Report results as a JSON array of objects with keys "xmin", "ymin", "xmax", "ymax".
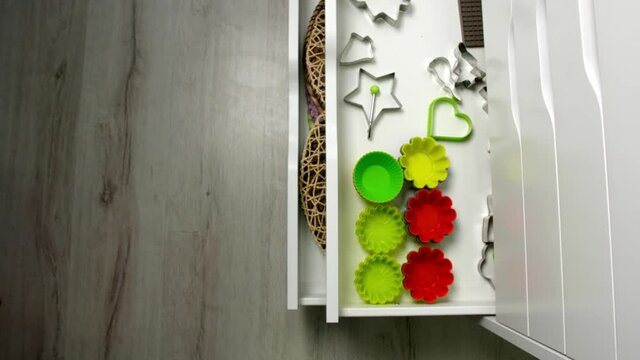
[{"xmin": 484, "ymin": 0, "xmax": 640, "ymax": 359}]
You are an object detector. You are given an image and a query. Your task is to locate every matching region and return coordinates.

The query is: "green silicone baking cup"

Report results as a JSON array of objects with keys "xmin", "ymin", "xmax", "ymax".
[
  {"xmin": 354, "ymin": 254, "xmax": 403, "ymax": 304},
  {"xmin": 353, "ymin": 151, "xmax": 404, "ymax": 203},
  {"xmin": 355, "ymin": 205, "xmax": 406, "ymax": 254}
]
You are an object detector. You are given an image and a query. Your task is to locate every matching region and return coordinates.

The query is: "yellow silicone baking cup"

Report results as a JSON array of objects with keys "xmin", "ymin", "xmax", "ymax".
[{"xmin": 399, "ymin": 137, "xmax": 450, "ymax": 189}]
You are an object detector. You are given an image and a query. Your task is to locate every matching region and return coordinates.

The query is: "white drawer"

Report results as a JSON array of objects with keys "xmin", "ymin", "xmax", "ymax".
[
  {"xmin": 287, "ymin": 0, "xmax": 327, "ymax": 308},
  {"xmin": 288, "ymin": 0, "xmax": 495, "ymax": 320}
]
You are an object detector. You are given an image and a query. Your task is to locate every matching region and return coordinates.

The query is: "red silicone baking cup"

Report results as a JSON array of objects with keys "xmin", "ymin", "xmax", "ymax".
[
  {"xmin": 404, "ymin": 189, "xmax": 456, "ymax": 243},
  {"xmin": 402, "ymin": 246, "xmax": 454, "ymax": 303}
]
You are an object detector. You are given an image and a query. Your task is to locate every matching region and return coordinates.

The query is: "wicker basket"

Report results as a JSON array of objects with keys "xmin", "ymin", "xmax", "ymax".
[{"xmin": 304, "ymin": 0, "xmax": 326, "ymax": 112}]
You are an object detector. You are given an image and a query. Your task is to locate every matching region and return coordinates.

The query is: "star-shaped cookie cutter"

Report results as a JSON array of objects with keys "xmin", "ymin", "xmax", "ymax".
[
  {"xmin": 344, "ymin": 69, "xmax": 402, "ymax": 140},
  {"xmin": 349, "ymin": 0, "xmax": 411, "ymax": 25}
]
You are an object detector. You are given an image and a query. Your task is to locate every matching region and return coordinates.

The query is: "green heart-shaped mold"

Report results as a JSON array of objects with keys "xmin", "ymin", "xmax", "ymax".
[{"xmin": 428, "ymin": 97, "xmax": 473, "ymax": 142}]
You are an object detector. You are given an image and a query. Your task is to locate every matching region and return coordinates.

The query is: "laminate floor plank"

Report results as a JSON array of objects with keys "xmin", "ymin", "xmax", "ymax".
[{"xmin": 0, "ymin": 1, "xmax": 535, "ymax": 359}]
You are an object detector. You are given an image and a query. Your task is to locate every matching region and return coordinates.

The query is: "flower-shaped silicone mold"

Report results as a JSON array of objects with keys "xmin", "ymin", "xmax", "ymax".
[
  {"xmin": 399, "ymin": 137, "xmax": 450, "ymax": 189},
  {"xmin": 355, "ymin": 254, "xmax": 403, "ymax": 304},
  {"xmin": 405, "ymin": 189, "xmax": 456, "ymax": 243},
  {"xmin": 402, "ymin": 246, "xmax": 454, "ymax": 303},
  {"xmin": 356, "ymin": 205, "xmax": 406, "ymax": 254}
]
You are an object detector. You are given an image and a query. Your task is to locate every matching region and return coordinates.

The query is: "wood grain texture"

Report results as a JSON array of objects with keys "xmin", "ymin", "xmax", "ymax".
[{"xmin": 0, "ymin": 0, "xmax": 535, "ymax": 359}]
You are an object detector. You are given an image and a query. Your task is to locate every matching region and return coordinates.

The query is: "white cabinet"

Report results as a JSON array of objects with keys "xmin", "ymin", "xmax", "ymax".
[{"xmin": 288, "ymin": 0, "xmax": 640, "ymax": 359}]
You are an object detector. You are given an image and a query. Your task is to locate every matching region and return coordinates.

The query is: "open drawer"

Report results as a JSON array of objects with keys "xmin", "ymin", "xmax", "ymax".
[
  {"xmin": 289, "ymin": 0, "xmax": 640, "ymax": 359},
  {"xmin": 326, "ymin": 1, "xmax": 496, "ymax": 321},
  {"xmin": 289, "ymin": 0, "xmax": 495, "ymax": 320}
]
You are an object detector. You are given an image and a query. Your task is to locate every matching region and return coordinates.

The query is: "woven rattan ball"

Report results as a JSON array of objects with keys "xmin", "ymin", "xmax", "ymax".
[
  {"xmin": 304, "ymin": 0, "xmax": 325, "ymax": 112},
  {"xmin": 299, "ymin": 114, "xmax": 326, "ymax": 249}
]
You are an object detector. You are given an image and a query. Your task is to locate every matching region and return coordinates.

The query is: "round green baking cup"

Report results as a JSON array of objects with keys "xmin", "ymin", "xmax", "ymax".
[
  {"xmin": 354, "ymin": 254, "xmax": 403, "ymax": 304},
  {"xmin": 355, "ymin": 204, "xmax": 406, "ymax": 254},
  {"xmin": 353, "ymin": 151, "xmax": 404, "ymax": 203}
]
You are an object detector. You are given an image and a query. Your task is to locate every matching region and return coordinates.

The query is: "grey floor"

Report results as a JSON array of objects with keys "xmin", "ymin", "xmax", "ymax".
[{"xmin": 0, "ymin": 0, "xmax": 536, "ymax": 359}]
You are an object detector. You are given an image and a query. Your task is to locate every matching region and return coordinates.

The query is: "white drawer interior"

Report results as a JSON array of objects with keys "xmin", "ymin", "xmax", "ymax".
[
  {"xmin": 290, "ymin": 0, "xmax": 498, "ymax": 318},
  {"xmin": 325, "ymin": 0, "xmax": 495, "ymax": 320}
]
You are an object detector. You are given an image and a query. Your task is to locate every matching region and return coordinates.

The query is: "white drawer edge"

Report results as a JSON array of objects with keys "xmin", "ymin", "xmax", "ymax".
[
  {"xmin": 342, "ymin": 304, "xmax": 496, "ymax": 317},
  {"xmin": 300, "ymin": 296, "xmax": 327, "ymax": 306},
  {"xmin": 324, "ymin": 0, "xmax": 340, "ymax": 323},
  {"xmin": 286, "ymin": 0, "xmax": 300, "ymax": 311}
]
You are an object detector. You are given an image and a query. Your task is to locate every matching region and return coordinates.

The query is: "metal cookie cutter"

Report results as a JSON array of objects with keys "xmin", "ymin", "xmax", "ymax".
[
  {"xmin": 453, "ymin": 42, "xmax": 486, "ymax": 89},
  {"xmin": 427, "ymin": 57, "xmax": 461, "ymax": 101},
  {"xmin": 344, "ymin": 68, "xmax": 402, "ymax": 140},
  {"xmin": 478, "ymin": 194, "xmax": 495, "ymax": 289},
  {"xmin": 479, "ymin": 86, "xmax": 488, "ymax": 113},
  {"xmin": 349, "ymin": 0, "xmax": 411, "ymax": 25},
  {"xmin": 340, "ymin": 33, "xmax": 374, "ymax": 65}
]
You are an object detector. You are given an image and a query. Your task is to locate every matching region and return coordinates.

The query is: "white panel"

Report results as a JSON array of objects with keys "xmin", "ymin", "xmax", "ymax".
[
  {"xmin": 298, "ymin": 215, "xmax": 327, "ymax": 305},
  {"xmin": 510, "ymin": 0, "xmax": 566, "ymax": 352},
  {"xmin": 297, "ymin": 0, "xmax": 329, "ymax": 308},
  {"xmin": 288, "ymin": 0, "xmax": 329, "ymax": 310},
  {"xmin": 592, "ymin": 1, "xmax": 640, "ymax": 358},
  {"xmin": 480, "ymin": 317, "xmax": 571, "ymax": 360},
  {"xmin": 286, "ymin": 0, "xmax": 300, "ymax": 310},
  {"xmin": 482, "ymin": 0, "xmax": 529, "ymax": 335},
  {"xmin": 325, "ymin": 0, "xmax": 340, "ymax": 323},
  {"xmin": 543, "ymin": 1, "xmax": 616, "ymax": 359}
]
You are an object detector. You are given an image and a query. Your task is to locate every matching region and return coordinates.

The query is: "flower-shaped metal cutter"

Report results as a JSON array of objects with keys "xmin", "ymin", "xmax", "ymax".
[{"xmin": 349, "ymin": 0, "xmax": 411, "ymax": 25}]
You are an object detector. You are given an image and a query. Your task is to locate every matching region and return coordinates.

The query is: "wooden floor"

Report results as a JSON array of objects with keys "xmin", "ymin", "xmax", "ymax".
[{"xmin": 0, "ymin": 0, "xmax": 535, "ymax": 359}]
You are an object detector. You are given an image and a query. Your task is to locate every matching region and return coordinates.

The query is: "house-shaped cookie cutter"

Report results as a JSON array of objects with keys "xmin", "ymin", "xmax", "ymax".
[{"xmin": 339, "ymin": 33, "xmax": 375, "ymax": 65}]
